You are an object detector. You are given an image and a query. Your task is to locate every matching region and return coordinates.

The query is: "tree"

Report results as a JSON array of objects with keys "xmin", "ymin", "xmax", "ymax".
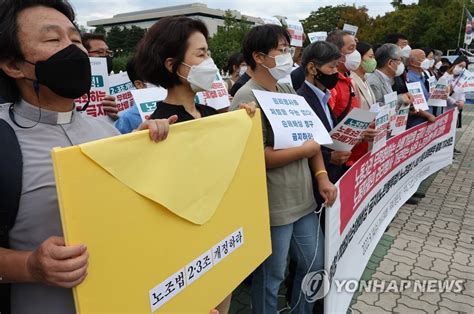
[
  {"xmin": 94, "ymin": 25, "xmax": 106, "ymax": 35},
  {"xmin": 107, "ymin": 26, "xmax": 125, "ymax": 51},
  {"xmin": 124, "ymin": 26, "xmax": 146, "ymax": 52},
  {"xmin": 208, "ymin": 11, "xmax": 252, "ymax": 70},
  {"xmin": 301, "ymin": 5, "xmax": 352, "ymax": 33}
]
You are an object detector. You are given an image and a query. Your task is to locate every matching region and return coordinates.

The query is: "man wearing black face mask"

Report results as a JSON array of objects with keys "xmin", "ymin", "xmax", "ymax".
[
  {"xmin": 81, "ymin": 32, "xmax": 119, "ymax": 120},
  {"xmin": 0, "ymin": 2, "xmax": 175, "ymax": 313}
]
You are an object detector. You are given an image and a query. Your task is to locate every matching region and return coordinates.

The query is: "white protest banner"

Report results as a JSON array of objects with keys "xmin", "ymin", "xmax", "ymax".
[
  {"xmin": 131, "ymin": 87, "xmax": 167, "ymax": 122},
  {"xmin": 371, "ymin": 106, "xmax": 390, "ymax": 154},
  {"xmin": 308, "ymin": 32, "xmax": 327, "ymax": 43},
  {"xmin": 428, "ymin": 76, "xmax": 437, "ymax": 94},
  {"xmin": 259, "ymin": 15, "xmax": 282, "ymax": 26},
  {"xmin": 391, "ymin": 105, "xmax": 410, "ymax": 136},
  {"xmin": 323, "ymin": 109, "xmax": 457, "ymax": 314},
  {"xmin": 252, "ymin": 90, "xmax": 332, "ymax": 149},
  {"xmin": 406, "ymin": 81, "xmax": 429, "ymax": 111},
  {"xmin": 343, "ymin": 24, "xmax": 358, "ymax": 36},
  {"xmin": 428, "ymin": 76, "xmax": 448, "ymax": 107},
  {"xmin": 453, "ymin": 69, "xmax": 472, "ymax": 93},
  {"xmin": 323, "ymin": 108, "xmax": 377, "ymax": 152},
  {"xmin": 195, "ymin": 73, "xmax": 230, "ymax": 110},
  {"xmin": 383, "ymin": 92, "xmax": 398, "ymax": 133},
  {"xmin": 461, "ymin": 70, "xmax": 474, "ymax": 93},
  {"xmin": 284, "ymin": 20, "xmax": 304, "ymax": 47},
  {"xmin": 108, "ymin": 71, "xmax": 135, "ymax": 113},
  {"xmin": 75, "ymin": 57, "xmax": 109, "ymax": 118}
]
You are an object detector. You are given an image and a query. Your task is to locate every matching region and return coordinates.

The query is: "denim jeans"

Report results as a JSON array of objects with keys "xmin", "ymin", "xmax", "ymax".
[{"xmin": 251, "ymin": 211, "xmax": 325, "ymax": 314}]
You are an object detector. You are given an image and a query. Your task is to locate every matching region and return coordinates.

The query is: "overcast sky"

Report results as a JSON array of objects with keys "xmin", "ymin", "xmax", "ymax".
[{"xmin": 71, "ymin": 0, "xmax": 419, "ymax": 27}]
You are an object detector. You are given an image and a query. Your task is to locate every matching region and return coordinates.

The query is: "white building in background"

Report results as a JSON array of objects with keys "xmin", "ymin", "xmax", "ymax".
[{"xmin": 87, "ymin": 3, "xmax": 262, "ymax": 35}]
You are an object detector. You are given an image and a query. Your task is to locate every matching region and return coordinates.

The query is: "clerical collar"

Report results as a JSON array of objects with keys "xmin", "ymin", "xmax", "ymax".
[{"xmin": 12, "ymin": 99, "xmax": 74, "ymax": 125}]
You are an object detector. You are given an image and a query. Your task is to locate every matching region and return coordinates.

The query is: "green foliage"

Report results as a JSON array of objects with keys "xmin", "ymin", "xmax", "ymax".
[
  {"xmin": 208, "ymin": 11, "xmax": 252, "ymax": 70},
  {"xmin": 112, "ymin": 52, "xmax": 133, "ymax": 73},
  {"xmin": 94, "ymin": 25, "xmax": 145, "ymax": 54}
]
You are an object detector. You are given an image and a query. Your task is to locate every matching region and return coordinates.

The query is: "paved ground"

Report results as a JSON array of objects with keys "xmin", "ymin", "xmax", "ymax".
[{"xmin": 230, "ymin": 106, "xmax": 474, "ymax": 313}]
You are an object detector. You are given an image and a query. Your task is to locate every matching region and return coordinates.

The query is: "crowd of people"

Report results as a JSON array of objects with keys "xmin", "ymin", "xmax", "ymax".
[{"xmin": 0, "ymin": 1, "xmax": 468, "ymax": 314}]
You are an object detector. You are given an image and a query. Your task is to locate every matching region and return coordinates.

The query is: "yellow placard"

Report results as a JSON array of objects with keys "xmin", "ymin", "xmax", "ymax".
[{"xmin": 52, "ymin": 110, "xmax": 271, "ymax": 313}]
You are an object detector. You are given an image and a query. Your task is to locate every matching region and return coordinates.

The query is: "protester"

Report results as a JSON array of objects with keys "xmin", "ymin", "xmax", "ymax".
[
  {"xmin": 229, "ymin": 63, "xmax": 252, "ymax": 97},
  {"xmin": 230, "ymin": 24, "xmax": 337, "ymax": 314},
  {"xmin": 442, "ymin": 56, "xmax": 467, "ymax": 155},
  {"xmin": 406, "ymin": 49, "xmax": 438, "ymax": 119},
  {"xmin": 385, "ymin": 33, "xmax": 411, "ymax": 59},
  {"xmin": 81, "ymin": 32, "xmax": 119, "ymax": 120},
  {"xmin": 0, "ymin": 2, "xmax": 176, "ymax": 314},
  {"xmin": 223, "ymin": 52, "xmax": 246, "ymax": 91},
  {"xmin": 114, "ymin": 56, "xmax": 147, "ymax": 134},
  {"xmin": 135, "ymin": 16, "xmax": 255, "ymax": 313},
  {"xmin": 350, "ymin": 41, "xmax": 377, "ymax": 110},
  {"xmin": 421, "ymin": 47, "xmax": 436, "ymax": 77}
]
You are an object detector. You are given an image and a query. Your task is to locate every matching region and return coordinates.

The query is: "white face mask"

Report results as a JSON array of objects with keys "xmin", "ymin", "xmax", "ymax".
[
  {"xmin": 453, "ymin": 65, "xmax": 464, "ymax": 76},
  {"xmin": 429, "ymin": 59, "xmax": 435, "ymax": 68},
  {"xmin": 420, "ymin": 58, "xmax": 431, "ymax": 70},
  {"xmin": 262, "ymin": 53, "xmax": 293, "ymax": 80},
  {"xmin": 344, "ymin": 50, "xmax": 362, "ymax": 71},
  {"xmin": 395, "ymin": 61, "xmax": 405, "ymax": 76},
  {"xmin": 400, "ymin": 45, "xmax": 411, "ymax": 58},
  {"xmin": 181, "ymin": 58, "xmax": 219, "ymax": 92},
  {"xmin": 239, "ymin": 65, "xmax": 247, "ymax": 77},
  {"xmin": 435, "ymin": 61, "xmax": 442, "ymax": 70}
]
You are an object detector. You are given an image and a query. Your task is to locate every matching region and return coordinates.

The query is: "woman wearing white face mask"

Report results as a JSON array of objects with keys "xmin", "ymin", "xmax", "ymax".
[
  {"xmin": 421, "ymin": 47, "xmax": 436, "ymax": 78},
  {"xmin": 135, "ymin": 16, "xmax": 255, "ymax": 314}
]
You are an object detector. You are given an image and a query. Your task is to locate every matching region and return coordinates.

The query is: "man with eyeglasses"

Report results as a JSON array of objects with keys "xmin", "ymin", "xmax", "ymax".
[{"xmin": 81, "ymin": 33, "xmax": 119, "ymax": 120}]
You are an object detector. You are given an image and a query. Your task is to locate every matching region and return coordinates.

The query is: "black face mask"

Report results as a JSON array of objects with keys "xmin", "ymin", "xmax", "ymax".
[
  {"xmin": 106, "ymin": 55, "xmax": 113, "ymax": 74},
  {"xmin": 24, "ymin": 44, "xmax": 91, "ymax": 99},
  {"xmin": 315, "ymin": 71, "xmax": 339, "ymax": 90}
]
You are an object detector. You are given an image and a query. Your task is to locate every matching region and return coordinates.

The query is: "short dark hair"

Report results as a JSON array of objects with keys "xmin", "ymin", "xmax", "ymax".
[
  {"xmin": 126, "ymin": 56, "xmax": 142, "ymax": 83},
  {"xmin": 385, "ymin": 33, "xmax": 408, "ymax": 44},
  {"xmin": 224, "ymin": 52, "xmax": 244, "ymax": 75},
  {"xmin": 242, "ymin": 24, "xmax": 291, "ymax": 70},
  {"xmin": 301, "ymin": 41, "xmax": 341, "ymax": 74},
  {"xmin": 326, "ymin": 30, "xmax": 353, "ymax": 50},
  {"xmin": 452, "ymin": 55, "xmax": 469, "ymax": 67},
  {"xmin": 0, "ymin": 0, "xmax": 76, "ymax": 102},
  {"xmin": 421, "ymin": 47, "xmax": 434, "ymax": 58},
  {"xmin": 135, "ymin": 16, "xmax": 209, "ymax": 89},
  {"xmin": 82, "ymin": 33, "xmax": 107, "ymax": 51}
]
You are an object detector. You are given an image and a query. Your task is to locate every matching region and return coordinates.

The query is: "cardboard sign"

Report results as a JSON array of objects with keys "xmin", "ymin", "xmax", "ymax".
[
  {"xmin": 285, "ymin": 20, "xmax": 304, "ymax": 47},
  {"xmin": 252, "ymin": 90, "xmax": 332, "ymax": 149},
  {"xmin": 406, "ymin": 82, "xmax": 429, "ymax": 111},
  {"xmin": 343, "ymin": 24, "xmax": 358, "ymax": 36},
  {"xmin": 131, "ymin": 87, "xmax": 168, "ymax": 122},
  {"xmin": 324, "ymin": 108, "xmax": 377, "ymax": 151},
  {"xmin": 308, "ymin": 31, "xmax": 327, "ymax": 43},
  {"xmin": 428, "ymin": 76, "xmax": 448, "ymax": 107},
  {"xmin": 75, "ymin": 57, "xmax": 109, "ymax": 118},
  {"xmin": 371, "ymin": 106, "xmax": 390, "ymax": 153},
  {"xmin": 391, "ymin": 105, "xmax": 410, "ymax": 136},
  {"xmin": 108, "ymin": 72, "xmax": 135, "ymax": 112},
  {"xmin": 383, "ymin": 92, "xmax": 398, "ymax": 134},
  {"xmin": 52, "ymin": 110, "xmax": 271, "ymax": 313}
]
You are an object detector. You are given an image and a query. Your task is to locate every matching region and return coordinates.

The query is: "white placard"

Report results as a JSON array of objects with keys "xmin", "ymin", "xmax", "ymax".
[
  {"xmin": 149, "ymin": 228, "xmax": 244, "ymax": 312},
  {"xmin": 343, "ymin": 24, "xmax": 358, "ymax": 36},
  {"xmin": 308, "ymin": 31, "xmax": 327, "ymax": 43},
  {"xmin": 131, "ymin": 87, "xmax": 167, "ymax": 122},
  {"xmin": 391, "ymin": 105, "xmax": 410, "ymax": 136},
  {"xmin": 428, "ymin": 76, "xmax": 448, "ymax": 107},
  {"xmin": 371, "ymin": 106, "xmax": 390, "ymax": 153},
  {"xmin": 108, "ymin": 71, "xmax": 135, "ymax": 112},
  {"xmin": 75, "ymin": 57, "xmax": 109, "ymax": 118},
  {"xmin": 428, "ymin": 76, "xmax": 437, "ymax": 94},
  {"xmin": 285, "ymin": 19, "xmax": 304, "ymax": 47},
  {"xmin": 383, "ymin": 92, "xmax": 398, "ymax": 133},
  {"xmin": 252, "ymin": 90, "xmax": 333, "ymax": 149},
  {"xmin": 259, "ymin": 15, "xmax": 282, "ymax": 26},
  {"xmin": 324, "ymin": 108, "xmax": 378, "ymax": 151},
  {"xmin": 195, "ymin": 73, "xmax": 230, "ymax": 110},
  {"xmin": 406, "ymin": 81, "xmax": 429, "ymax": 111}
]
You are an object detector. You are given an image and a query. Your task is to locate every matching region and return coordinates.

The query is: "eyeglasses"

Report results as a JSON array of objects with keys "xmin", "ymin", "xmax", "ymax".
[
  {"xmin": 88, "ymin": 49, "xmax": 114, "ymax": 57},
  {"xmin": 276, "ymin": 47, "xmax": 296, "ymax": 57}
]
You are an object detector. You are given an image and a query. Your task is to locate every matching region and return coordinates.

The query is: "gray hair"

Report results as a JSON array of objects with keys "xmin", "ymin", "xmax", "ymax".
[
  {"xmin": 375, "ymin": 43, "xmax": 401, "ymax": 68},
  {"xmin": 326, "ymin": 30, "xmax": 353, "ymax": 50}
]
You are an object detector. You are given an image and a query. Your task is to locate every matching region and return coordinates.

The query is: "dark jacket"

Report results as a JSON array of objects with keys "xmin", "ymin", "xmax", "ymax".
[{"xmin": 297, "ymin": 82, "xmax": 344, "ymax": 207}]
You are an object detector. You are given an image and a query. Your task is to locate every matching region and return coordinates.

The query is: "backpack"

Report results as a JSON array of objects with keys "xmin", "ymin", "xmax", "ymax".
[{"xmin": 0, "ymin": 118, "xmax": 23, "ymax": 314}]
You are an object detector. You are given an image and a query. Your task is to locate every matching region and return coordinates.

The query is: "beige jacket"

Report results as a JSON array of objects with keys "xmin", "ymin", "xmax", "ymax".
[{"xmin": 351, "ymin": 71, "xmax": 377, "ymax": 110}]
